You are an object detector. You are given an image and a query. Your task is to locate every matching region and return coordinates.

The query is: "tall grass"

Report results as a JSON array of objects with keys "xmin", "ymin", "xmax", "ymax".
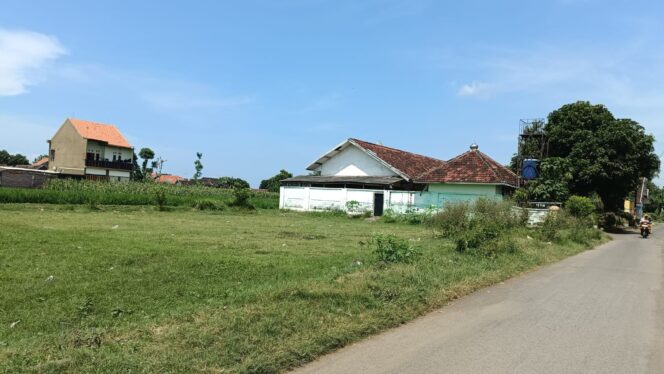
[{"xmin": 0, "ymin": 179, "xmax": 279, "ymax": 208}]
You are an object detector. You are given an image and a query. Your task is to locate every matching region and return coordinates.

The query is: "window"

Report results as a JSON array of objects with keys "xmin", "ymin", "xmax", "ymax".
[{"xmin": 50, "ymin": 149, "xmax": 55, "ymax": 161}]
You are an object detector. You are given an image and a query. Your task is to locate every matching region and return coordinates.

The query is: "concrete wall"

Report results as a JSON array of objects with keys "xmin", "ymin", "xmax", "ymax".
[
  {"xmin": 280, "ymin": 183, "xmax": 507, "ymax": 214},
  {"xmin": 0, "ymin": 169, "xmax": 55, "ymax": 188},
  {"xmin": 319, "ymin": 145, "xmax": 397, "ymax": 177},
  {"xmin": 280, "ymin": 186, "xmax": 383, "ymax": 212},
  {"xmin": 49, "ymin": 120, "xmax": 86, "ymax": 175}
]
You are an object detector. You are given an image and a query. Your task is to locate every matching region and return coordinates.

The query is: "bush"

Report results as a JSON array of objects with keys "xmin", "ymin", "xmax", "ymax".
[
  {"xmin": 599, "ymin": 212, "xmax": 618, "ymax": 230},
  {"xmin": 427, "ymin": 199, "xmax": 525, "ymax": 238},
  {"xmin": 230, "ymin": 188, "xmax": 254, "ymax": 209},
  {"xmin": 345, "ymin": 200, "xmax": 360, "ymax": 212},
  {"xmin": 425, "ymin": 202, "xmax": 470, "ymax": 237},
  {"xmin": 482, "ymin": 236, "xmax": 520, "ymax": 257},
  {"xmin": 154, "ymin": 188, "xmax": 168, "ymax": 211},
  {"xmin": 454, "ymin": 223, "xmax": 500, "ymax": 252},
  {"xmin": 565, "ymin": 196, "xmax": 594, "ymax": 219},
  {"xmin": 537, "ymin": 210, "xmax": 575, "ymax": 241},
  {"xmin": 192, "ymin": 199, "xmax": 226, "ymax": 211},
  {"xmin": 369, "ymin": 234, "xmax": 420, "ymax": 264}
]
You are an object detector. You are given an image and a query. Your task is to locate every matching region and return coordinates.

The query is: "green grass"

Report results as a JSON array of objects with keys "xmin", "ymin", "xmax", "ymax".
[
  {"xmin": 0, "ymin": 204, "xmax": 606, "ymax": 373},
  {"xmin": 0, "ymin": 181, "xmax": 279, "ymax": 209}
]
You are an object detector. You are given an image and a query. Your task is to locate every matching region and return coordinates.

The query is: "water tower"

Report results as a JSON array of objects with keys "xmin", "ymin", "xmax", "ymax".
[{"xmin": 516, "ymin": 119, "xmax": 548, "ymax": 186}]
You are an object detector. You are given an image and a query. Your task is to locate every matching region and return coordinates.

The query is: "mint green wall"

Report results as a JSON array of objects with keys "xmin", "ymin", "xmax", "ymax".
[
  {"xmin": 427, "ymin": 183, "xmax": 501, "ymax": 196},
  {"xmin": 387, "ymin": 183, "xmax": 505, "ymax": 213}
]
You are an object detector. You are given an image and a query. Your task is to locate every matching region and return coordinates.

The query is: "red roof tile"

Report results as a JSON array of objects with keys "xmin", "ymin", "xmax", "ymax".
[
  {"xmin": 32, "ymin": 156, "xmax": 49, "ymax": 167},
  {"xmin": 416, "ymin": 148, "xmax": 518, "ymax": 187},
  {"xmin": 349, "ymin": 138, "xmax": 447, "ymax": 180},
  {"xmin": 69, "ymin": 118, "xmax": 132, "ymax": 148},
  {"xmin": 153, "ymin": 174, "xmax": 185, "ymax": 184}
]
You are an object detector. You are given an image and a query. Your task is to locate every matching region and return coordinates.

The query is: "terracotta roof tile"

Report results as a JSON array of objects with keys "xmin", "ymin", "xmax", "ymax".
[
  {"xmin": 32, "ymin": 156, "xmax": 49, "ymax": 167},
  {"xmin": 349, "ymin": 138, "xmax": 447, "ymax": 180},
  {"xmin": 69, "ymin": 118, "xmax": 132, "ymax": 148},
  {"xmin": 153, "ymin": 174, "xmax": 185, "ymax": 184},
  {"xmin": 416, "ymin": 149, "xmax": 518, "ymax": 187}
]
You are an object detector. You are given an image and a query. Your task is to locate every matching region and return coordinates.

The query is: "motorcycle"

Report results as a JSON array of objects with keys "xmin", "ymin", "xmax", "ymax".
[{"xmin": 640, "ymin": 222, "xmax": 652, "ymax": 238}]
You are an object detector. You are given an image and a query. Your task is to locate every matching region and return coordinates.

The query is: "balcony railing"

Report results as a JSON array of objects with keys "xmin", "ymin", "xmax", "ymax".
[{"xmin": 85, "ymin": 159, "xmax": 133, "ymax": 171}]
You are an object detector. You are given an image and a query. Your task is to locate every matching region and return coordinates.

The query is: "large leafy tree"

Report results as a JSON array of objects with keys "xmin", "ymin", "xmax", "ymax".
[
  {"xmin": 545, "ymin": 101, "xmax": 659, "ymax": 210},
  {"xmin": 130, "ymin": 152, "xmax": 144, "ymax": 181},
  {"xmin": 260, "ymin": 169, "xmax": 292, "ymax": 192},
  {"xmin": 217, "ymin": 177, "xmax": 250, "ymax": 189},
  {"xmin": 0, "ymin": 150, "xmax": 29, "ymax": 166},
  {"xmin": 138, "ymin": 148, "xmax": 155, "ymax": 178}
]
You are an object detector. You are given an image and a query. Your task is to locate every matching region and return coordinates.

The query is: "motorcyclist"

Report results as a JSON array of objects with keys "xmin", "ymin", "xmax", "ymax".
[{"xmin": 639, "ymin": 215, "xmax": 652, "ymax": 237}]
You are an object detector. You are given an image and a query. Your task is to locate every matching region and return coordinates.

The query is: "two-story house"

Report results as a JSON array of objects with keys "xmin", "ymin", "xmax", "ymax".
[{"xmin": 48, "ymin": 118, "xmax": 134, "ymax": 181}]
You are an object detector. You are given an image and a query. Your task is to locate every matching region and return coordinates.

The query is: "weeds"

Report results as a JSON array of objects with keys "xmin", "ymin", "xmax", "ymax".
[{"xmin": 368, "ymin": 233, "xmax": 420, "ymax": 264}]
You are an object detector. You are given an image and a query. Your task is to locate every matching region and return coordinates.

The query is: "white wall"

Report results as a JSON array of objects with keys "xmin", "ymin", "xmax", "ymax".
[
  {"xmin": 86, "ymin": 167, "xmax": 107, "ymax": 176},
  {"xmin": 280, "ymin": 186, "xmax": 385, "ymax": 212},
  {"xmin": 319, "ymin": 145, "xmax": 397, "ymax": 177}
]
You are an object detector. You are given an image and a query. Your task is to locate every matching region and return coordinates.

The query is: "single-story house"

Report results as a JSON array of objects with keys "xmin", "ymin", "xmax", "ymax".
[{"xmin": 279, "ymin": 138, "xmax": 518, "ymax": 215}]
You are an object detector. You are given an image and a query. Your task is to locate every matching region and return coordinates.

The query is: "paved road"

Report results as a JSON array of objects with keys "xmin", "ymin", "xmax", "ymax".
[{"xmin": 295, "ymin": 229, "xmax": 664, "ymax": 374}]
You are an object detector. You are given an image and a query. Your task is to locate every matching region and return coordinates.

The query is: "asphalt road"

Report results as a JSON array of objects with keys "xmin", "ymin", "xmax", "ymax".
[{"xmin": 295, "ymin": 228, "xmax": 664, "ymax": 374}]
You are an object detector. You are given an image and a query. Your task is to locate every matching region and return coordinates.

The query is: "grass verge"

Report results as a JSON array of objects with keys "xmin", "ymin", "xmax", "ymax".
[{"xmin": 0, "ymin": 204, "xmax": 607, "ymax": 373}]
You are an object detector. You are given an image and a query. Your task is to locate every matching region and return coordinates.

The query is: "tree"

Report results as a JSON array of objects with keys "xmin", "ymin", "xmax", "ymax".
[
  {"xmin": 193, "ymin": 152, "xmax": 203, "ymax": 181},
  {"xmin": 0, "ymin": 150, "xmax": 29, "ymax": 166},
  {"xmin": 217, "ymin": 177, "xmax": 250, "ymax": 189},
  {"xmin": 130, "ymin": 152, "xmax": 144, "ymax": 181},
  {"xmin": 260, "ymin": 169, "xmax": 293, "ymax": 192},
  {"xmin": 521, "ymin": 157, "xmax": 572, "ymax": 202},
  {"xmin": 151, "ymin": 156, "xmax": 166, "ymax": 176},
  {"xmin": 545, "ymin": 101, "xmax": 660, "ymax": 210},
  {"xmin": 138, "ymin": 148, "xmax": 155, "ymax": 178}
]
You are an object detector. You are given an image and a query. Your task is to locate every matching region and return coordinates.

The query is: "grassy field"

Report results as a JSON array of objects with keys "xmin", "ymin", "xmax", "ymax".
[
  {"xmin": 0, "ymin": 204, "xmax": 606, "ymax": 373},
  {"xmin": 0, "ymin": 181, "xmax": 279, "ymax": 209}
]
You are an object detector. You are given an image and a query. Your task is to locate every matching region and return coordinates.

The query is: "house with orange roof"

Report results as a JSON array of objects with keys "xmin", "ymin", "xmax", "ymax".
[
  {"xmin": 280, "ymin": 138, "xmax": 518, "ymax": 215},
  {"xmin": 47, "ymin": 118, "xmax": 134, "ymax": 181}
]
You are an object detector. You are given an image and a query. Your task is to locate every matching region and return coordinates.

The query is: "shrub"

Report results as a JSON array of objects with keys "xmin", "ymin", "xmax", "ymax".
[
  {"xmin": 192, "ymin": 199, "xmax": 226, "ymax": 211},
  {"xmin": 345, "ymin": 200, "xmax": 361, "ymax": 212},
  {"xmin": 454, "ymin": 223, "xmax": 500, "ymax": 252},
  {"xmin": 425, "ymin": 202, "xmax": 470, "ymax": 237},
  {"xmin": 599, "ymin": 212, "xmax": 618, "ymax": 230},
  {"xmin": 230, "ymin": 188, "xmax": 254, "ymax": 209},
  {"xmin": 480, "ymin": 236, "xmax": 520, "ymax": 257},
  {"xmin": 154, "ymin": 188, "xmax": 168, "ymax": 211},
  {"xmin": 369, "ymin": 234, "xmax": 420, "ymax": 264},
  {"xmin": 566, "ymin": 196, "xmax": 594, "ymax": 219}
]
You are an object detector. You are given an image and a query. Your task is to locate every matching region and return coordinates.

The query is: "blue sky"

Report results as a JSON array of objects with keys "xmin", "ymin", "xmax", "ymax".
[{"xmin": 2, "ymin": 0, "xmax": 664, "ymax": 186}]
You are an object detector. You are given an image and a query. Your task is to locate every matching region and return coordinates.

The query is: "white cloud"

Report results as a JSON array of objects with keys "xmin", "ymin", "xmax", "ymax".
[
  {"xmin": 0, "ymin": 29, "xmax": 66, "ymax": 96},
  {"xmin": 457, "ymin": 81, "xmax": 492, "ymax": 97}
]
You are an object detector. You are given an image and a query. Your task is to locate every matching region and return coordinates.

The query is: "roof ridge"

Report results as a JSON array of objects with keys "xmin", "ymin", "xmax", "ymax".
[{"xmin": 475, "ymin": 151, "xmax": 501, "ymax": 180}]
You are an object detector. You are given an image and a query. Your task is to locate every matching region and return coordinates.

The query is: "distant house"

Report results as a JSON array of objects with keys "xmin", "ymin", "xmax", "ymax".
[
  {"xmin": 280, "ymin": 138, "xmax": 518, "ymax": 215},
  {"xmin": 30, "ymin": 156, "xmax": 49, "ymax": 170},
  {"xmin": 153, "ymin": 173, "xmax": 186, "ymax": 185},
  {"xmin": 48, "ymin": 118, "xmax": 134, "ymax": 182}
]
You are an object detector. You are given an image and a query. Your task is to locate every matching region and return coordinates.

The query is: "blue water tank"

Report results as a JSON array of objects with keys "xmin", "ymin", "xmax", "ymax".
[{"xmin": 522, "ymin": 159, "xmax": 539, "ymax": 180}]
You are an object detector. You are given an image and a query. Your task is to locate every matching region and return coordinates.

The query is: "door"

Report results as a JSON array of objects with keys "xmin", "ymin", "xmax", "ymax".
[{"xmin": 373, "ymin": 193, "xmax": 384, "ymax": 216}]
